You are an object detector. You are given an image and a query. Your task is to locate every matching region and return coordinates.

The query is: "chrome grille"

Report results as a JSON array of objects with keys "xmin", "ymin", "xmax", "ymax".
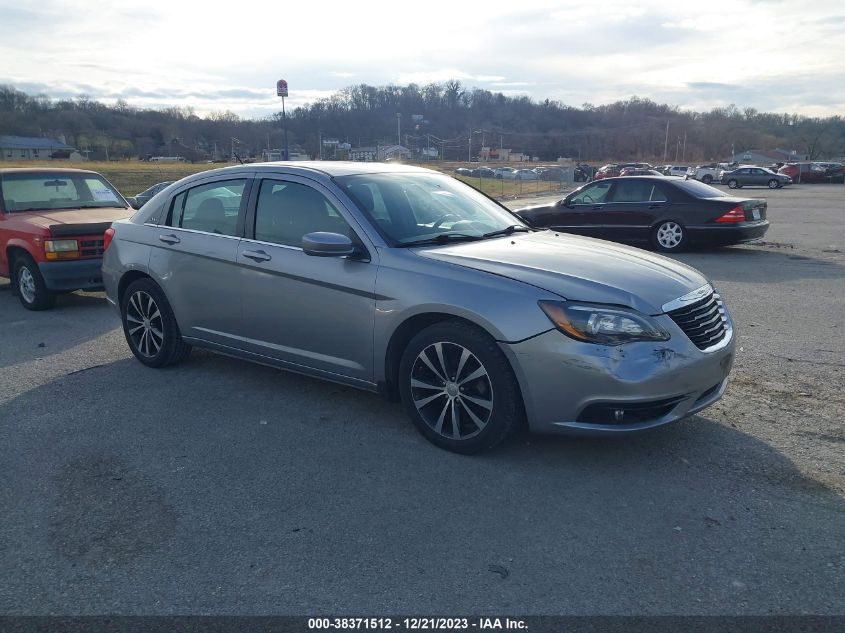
[{"xmin": 667, "ymin": 290, "xmax": 728, "ymax": 350}]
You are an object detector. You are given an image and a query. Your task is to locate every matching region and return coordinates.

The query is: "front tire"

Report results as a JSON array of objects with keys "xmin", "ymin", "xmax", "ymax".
[
  {"xmin": 121, "ymin": 278, "xmax": 191, "ymax": 368},
  {"xmin": 768, "ymin": 179, "xmax": 780, "ymax": 189},
  {"xmin": 702, "ymin": 174, "xmax": 713, "ymax": 184},
  {"xmin": 727, "ymin": 179, "xmax": 740, "ymax": 189},
  {"xmin": 398, "ymin": 321, "xmax": 522, "ymax": 454},
  {"xmin": 652, "ymin": 220, "xmax": 688, "ymax": 252},
  {"xmin": 14, "ymin": 254, "xmax": 56, "ymax": 311}
]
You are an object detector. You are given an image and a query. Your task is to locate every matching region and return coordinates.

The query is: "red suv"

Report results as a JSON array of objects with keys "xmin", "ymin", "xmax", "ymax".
[
  {"xmin": 0, "ymin": 168, "xmax": 132, "ymax": 310},
  {"xmin": 778, "ymin": 162, "xmax": 845, "ymax": 184}
]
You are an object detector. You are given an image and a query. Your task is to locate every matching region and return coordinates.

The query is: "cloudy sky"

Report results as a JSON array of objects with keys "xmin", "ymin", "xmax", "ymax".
[{"xmin": 2, "ymin": 0, "xmax": 844, "ymax": 119}]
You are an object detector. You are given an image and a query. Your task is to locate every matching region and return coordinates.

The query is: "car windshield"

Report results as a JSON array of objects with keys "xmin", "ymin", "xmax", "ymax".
[
  {"xmin": 674, "ymin": 179, "xmax": 729, "ymax": 198},
  {"xmin": 336, "ymin": 172, "xmax": 529, "ymax": 246},
  {"xmin": 1, "ymin": 172, "xmax": 125, "ymax": 213}
]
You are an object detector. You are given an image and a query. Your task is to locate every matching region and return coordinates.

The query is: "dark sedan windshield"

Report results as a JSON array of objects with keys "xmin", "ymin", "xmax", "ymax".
[
  {"xmin": 336, "ymin": 172, "xmax": 528, "ymax": 245},
  {"xmin": 1, "ymin": 172, "xmax": 126, "ymax": 213},
  {"xmin": 674, "ymin": 179, "xmax": 729, "ymax": 198}
]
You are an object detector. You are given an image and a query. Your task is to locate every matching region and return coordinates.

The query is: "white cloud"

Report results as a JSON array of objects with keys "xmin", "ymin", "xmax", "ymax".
[{"xmin": 2, "ymin": 0, "xmax": 844, "ymax": 117}]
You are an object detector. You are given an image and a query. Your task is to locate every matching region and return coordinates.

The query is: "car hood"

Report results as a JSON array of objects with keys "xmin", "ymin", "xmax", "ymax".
[
  {"xmin": 415, "ymin": 231, "xmax": 709, "ymax": 315},
  {"xmin": 17, "ymin": 207, "xmax": 132, "ymax": 230}
]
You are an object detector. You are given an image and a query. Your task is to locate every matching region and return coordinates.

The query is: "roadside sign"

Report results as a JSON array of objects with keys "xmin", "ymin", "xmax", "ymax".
[{"xmin": 276, "ymin": 79, "xmax": 288, "ymax": 97}]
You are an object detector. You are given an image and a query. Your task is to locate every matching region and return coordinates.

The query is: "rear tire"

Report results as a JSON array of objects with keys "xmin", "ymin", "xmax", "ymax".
[
  {"xmin": 121, "ymin": 278, "xmax": 191, "ymax": 368},
  {"xmin": 727, "ymin": 179, "xmax": 739, "ymax": 189},
  {"xmin": 652, "ymin": 220, "xmax": 688, "ymax": 252},
  {"xmin": 398, "ymin": 320, "xmax": 522, "ymax": 454},
  {"xmin": 14, "ymin": 254, "xmax": 56, "ymax": 311}
]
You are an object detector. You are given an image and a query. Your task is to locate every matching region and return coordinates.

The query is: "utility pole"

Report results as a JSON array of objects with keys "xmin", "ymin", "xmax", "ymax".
[
  {"xmin": 468, "ymin": 134, "xmax": 472, "ymax": 162},
  {"xmin": 276, "ymin": 79, "xmax": 289, "ymax": 160},
  {"xmin": 663, "ymin": 120, "xmax": 669, "ymax": 163},
  {"xmin": 397, "ymin": 113, "xmax": 401, "ymax": 147},
  {"xmin": 682, "ymin": 132, "xmax": 687, "ymax": 162},
  {"xmin": 318, "ymin": 130, "xmax": 323, "ymax": 160}
]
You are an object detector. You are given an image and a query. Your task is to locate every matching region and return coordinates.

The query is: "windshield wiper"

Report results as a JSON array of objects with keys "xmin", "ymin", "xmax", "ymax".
[
  {"xmin": 398, "ymin": 233, "xmax": 483, "ymax": 247},
  {"xmin": 482, "ymin": 224, "xmax": 532, "ymax": 238}
]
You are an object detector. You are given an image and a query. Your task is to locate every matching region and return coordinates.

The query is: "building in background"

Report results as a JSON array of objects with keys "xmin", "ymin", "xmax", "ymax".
[
  {"xmin": 0, "ymin": 135, "xmax": 78, "ymax": 161},
  {"xmin": 730, "ymin": 148, "xmax": 807, "ymax": 164}
]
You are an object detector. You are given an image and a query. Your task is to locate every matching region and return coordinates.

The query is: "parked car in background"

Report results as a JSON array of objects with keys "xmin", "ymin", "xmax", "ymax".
[
  {"xmin": 596, "ymin": 163, "xmax": 653, "ymax": 179},
  {"xmin": 663, "ymin": 165, "xmax": 692, "ymax": 178},
  {"xmin": 126, "ymin": 181, "xmax": 173, "ymax": 209},
  {"xmin": 470, "ymin": 167, "xmax": 496, "ymax": 179},
  {"xmin": 690, "ymin": 163, "xmax": 736, "ymax": 184},
  {"xmin": 493, "ymin": 167, "xmax": 518, "ymax": 179},
  {"xmin": 103, "ymin": 162, "xmax": 735, "ymax": 453},
  {"xmin": 454, "ymin": 167, "xmax": 473, "ymax": 177},
  {"xmin": 720, "ymin": 166, "xmax": 791, "ymax": 189},
  {"xmin": 515, "ymin": 176, "xmax": 769, "ymax": 252},
  {"xmin": 778, "ymin": 162, "xmax": 845, "ymax": 184},
  {"xmin": 536, "ymin": 167, "xmax": 569, "ymax": 182},
  {"xmin": 574, "ymin": 165, "xmax": 591, "ymax": 182},
  {"xmin": 514, "ymin": 169, "xmax": 538, "ymax": 180},
  {"xmin": 0, "ymin": 167, "xmax": 132, "ymax": 310},
  {"xmin": 619, "ymin": 168, "xmax": 665, "ymax": 177}
]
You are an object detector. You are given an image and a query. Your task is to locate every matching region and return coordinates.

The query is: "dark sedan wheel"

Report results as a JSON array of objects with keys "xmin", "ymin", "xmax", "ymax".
[
  {"xmin": 652, "ymin": 220, "xmax": 688, "ymax": 252},
  {"xmin": 14, "ymin": 254, "xmax": 56, "ymax": 311},
  {"xmin": 121, "ymin": 278, "xmax": 191, "ymax": 368},
  {"xmin": 399, "ymin": 321, "xmax": 522, "ymax": 454},
  {"xmin": 727, "ymin": 179, "xmax": 740, "ymax": 189},
  {"xmin": 768, "ymin": 179, "xmax": 780, "ymax": 189}
]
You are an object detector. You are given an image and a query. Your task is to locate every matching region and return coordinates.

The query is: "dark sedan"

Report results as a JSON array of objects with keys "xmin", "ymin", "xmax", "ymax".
[
  {"xmin": 515, "ymin": 176, "xmax": 769, "ymax": 252},
  {"xmin": 126, "ymin": 181, "xmax": 173, "ymax": 209},
  {"xmin": 720, "ymin": 167, "xmax": 791, "ymax": 189}
]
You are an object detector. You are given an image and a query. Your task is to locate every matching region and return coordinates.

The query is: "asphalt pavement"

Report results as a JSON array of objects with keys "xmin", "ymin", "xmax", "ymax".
[{"xmin": 0, "ymin": 183, "xmax": 843, "ymax": 615}]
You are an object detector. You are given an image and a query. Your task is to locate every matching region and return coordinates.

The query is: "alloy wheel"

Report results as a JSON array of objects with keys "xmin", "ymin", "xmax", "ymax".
[
  {"xmin": 18, "ymin": 266, "xmax": 36, "ymax": 304},
  {"xmin": 656, "ymin": 222, "xmax": 683, "ymax": 249},
  {"xmin": 126, "ymin": 290, "xmax": 164, "ymax": 358},
  {"xmin": 410, "ymin": 341, "xmax": 493, "ymax": 440}
]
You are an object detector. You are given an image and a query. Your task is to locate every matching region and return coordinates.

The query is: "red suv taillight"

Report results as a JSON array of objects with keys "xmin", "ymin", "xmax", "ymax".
[
  {"xmin": 103, "ymin": 227, "xmax": 116, "ymax": 251},
  {"xmin": 716, "ymin": 206, "xmax": 746, "ymax": 223}
]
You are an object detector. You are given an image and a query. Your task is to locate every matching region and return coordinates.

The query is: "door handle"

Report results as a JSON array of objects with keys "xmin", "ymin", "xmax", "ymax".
[
  {"xmin": 242, "ymin": 249, "xmax": 272, "ymax": 262},
  {"xmin": 158, "ymin": 234, "xmax": 180, "ymax": 245},
  {"xmin": 649, "ymin": 204, "xmax": 663, "ymax": 210},
  {"xmin": 591, "ymin": 205, "xmax": 603, "ymax": 210}
]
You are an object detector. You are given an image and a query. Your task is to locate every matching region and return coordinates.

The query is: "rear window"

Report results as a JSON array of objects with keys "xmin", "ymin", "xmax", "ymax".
[
  {"xmin": 0, "ymin": 172, "xmax": 125, "ymax": 213},
  {"xmin": 674, "ymin": 179, "xmax": 729, "ymax": 198}
]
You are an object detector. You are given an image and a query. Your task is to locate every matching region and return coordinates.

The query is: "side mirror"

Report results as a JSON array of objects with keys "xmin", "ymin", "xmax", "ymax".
[
  {"xmin": 302, "ymin": 232, "xmax": 356, "ymax": 257},
  {"xmin": 126, "ymin": 197, "xmax": 140, "ymax": 210},
  {"xmin": 560, "ymin": 195, "xmax": 573, "ymax": 208}
]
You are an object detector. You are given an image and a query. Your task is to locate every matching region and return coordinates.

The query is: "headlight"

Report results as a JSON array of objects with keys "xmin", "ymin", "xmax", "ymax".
[
  {"xmin": 44, "ymin": 239, "xmax": 79, "ymax": 252},
  {"xmin": 44, "ymin": 239, "xmax": 80, "ymax": 260},
  {"xmin": 538, "ymin": 301, "xmax": 670, "ymax": 346}
]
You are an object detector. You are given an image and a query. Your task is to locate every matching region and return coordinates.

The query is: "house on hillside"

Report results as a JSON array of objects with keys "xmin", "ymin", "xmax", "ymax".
[
  {"xmin": 730, "ymin": 148, "xmax": 807, "ymax": 165},
  {"xmin": 348, "ymin": 145, "xmax": 410, "ymax": 161},
  {"xmin": 0, "ymin": 135, "xmax": 78, "ymax": 161}
]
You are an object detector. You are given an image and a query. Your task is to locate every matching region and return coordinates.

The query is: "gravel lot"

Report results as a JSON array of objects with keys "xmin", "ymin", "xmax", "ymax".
[{"xmin": 0, "ymin": 183, "xmax": 843, "ymax": 615}]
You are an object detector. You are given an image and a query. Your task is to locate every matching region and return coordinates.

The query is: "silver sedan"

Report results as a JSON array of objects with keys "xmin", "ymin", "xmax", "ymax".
[{"xmin": 103, "ymin": 162, "xmax": 735, "ymax": 453}]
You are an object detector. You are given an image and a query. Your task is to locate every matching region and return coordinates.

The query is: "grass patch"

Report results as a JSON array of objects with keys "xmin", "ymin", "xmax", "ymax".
[{"xmin": 0, "ymin": 160, "xmax": 572, "ymax": 200}]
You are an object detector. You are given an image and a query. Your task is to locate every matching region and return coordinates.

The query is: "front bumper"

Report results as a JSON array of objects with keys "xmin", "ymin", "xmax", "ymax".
[
  {"xmin": 38, "ymin": 259, "xmax": 104, "ymax": 292},
  {"xmin": 501, "ymin": 315, "xmax": 735, "ymax": 435}
]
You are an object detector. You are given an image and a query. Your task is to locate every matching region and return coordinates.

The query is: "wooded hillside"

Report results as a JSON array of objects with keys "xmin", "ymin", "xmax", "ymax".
[{"xmin": 2, "ymin": 82, "xmax": 843, "ymax": 163}]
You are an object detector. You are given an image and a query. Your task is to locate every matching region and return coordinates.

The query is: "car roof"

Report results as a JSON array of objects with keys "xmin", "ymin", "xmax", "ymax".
[
  {"xmin": 222, "ymin": 160, "xmax": 439, "ymax": 179},
  {"xmin": 0, "ymin": 167, "xmax": 103, "ymax": 176}
]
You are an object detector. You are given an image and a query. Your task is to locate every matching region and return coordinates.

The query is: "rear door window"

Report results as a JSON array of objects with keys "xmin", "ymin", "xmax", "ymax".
[{"xmin": 168, "ymin": 179, "xmax": 246, "ymax": 236}]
